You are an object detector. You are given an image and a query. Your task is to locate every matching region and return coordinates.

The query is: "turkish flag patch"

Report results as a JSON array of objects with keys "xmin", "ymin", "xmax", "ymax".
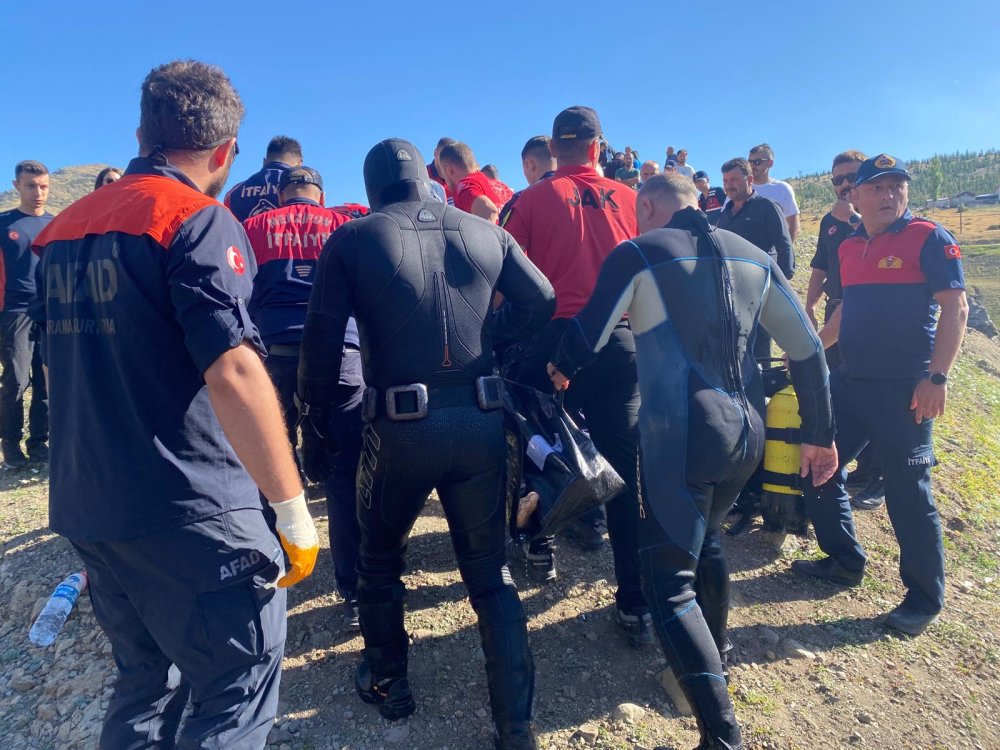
[
  {"xmin": 226, "ymin": 245, "xmax": 246, "ymax": 275},
  {"xmin": 943, "ymin": 244, "xmax": 962, "ymax": 260},
  {"xmin": 8, "ymin": 230, "xmax": 19, "ymax": 241}
]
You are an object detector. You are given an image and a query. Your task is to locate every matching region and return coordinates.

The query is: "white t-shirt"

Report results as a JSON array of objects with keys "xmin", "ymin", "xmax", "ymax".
[
  {"xmin": 674, "ymin": 164, "xmax": 695, "ymax": 177},
  {"xmin": 753, "ymin": 179, "xmax": 799, "ymax": 217}
]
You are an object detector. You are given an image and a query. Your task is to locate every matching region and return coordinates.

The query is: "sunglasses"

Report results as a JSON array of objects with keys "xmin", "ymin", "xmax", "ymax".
[
  {"xmin": 749, "ymin": 157, "xmax": 769, "ymax": 167},
  {"xmin": 831, "ymin": 173, "xmax": 858, "ymax": 187}
]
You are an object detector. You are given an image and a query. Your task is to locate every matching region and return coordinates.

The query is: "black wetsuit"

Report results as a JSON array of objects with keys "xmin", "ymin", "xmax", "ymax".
[
  {"xmin": 552, "ymin": 207, "xmax": 833, "ymax": 749},
  {"xmin": 298, "ymin": 179, "xmax": 555, "ymax": 746}
]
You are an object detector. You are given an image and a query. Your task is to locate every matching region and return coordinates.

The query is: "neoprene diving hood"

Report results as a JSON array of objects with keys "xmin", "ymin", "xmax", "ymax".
[{"xmin": 364, "ymin": 138, "xmax": 430, "ymax": 209}]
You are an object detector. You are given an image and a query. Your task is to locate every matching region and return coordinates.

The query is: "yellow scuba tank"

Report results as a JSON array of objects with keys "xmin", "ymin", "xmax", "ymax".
[
  {"xmin": 760, "ymin": 382, "xmax": 810, "ymax": 544},
  {"xmin": 762, "ymin": 385, "xmax": 802, "ymax": 496}
]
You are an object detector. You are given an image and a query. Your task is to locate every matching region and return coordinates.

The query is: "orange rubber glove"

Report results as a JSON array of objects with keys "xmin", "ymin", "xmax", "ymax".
[{"xmin": 271, "ymin": 493, "xmax": 319, "ymax": 588}]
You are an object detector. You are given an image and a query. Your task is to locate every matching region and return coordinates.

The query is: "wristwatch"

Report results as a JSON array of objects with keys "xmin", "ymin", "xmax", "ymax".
[{"xmin": 928, "ymin": 372, "xmax": 948, "ymax": 386}]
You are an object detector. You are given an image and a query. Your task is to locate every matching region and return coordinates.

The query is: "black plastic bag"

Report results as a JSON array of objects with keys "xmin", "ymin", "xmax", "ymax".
[{"xmin": 502, "ymin": 381, "xmax": 625, "ymax": 541}]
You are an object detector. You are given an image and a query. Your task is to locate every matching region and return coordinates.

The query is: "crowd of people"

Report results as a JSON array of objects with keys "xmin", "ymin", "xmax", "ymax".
[{"xmin": 0, "ymin": 58, "xmax": 970, "ymax": 750}]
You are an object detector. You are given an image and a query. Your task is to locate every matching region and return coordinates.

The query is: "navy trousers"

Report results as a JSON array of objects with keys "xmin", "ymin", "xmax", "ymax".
[
  {"xmin": 72, "ymin": 509, "xmax": 286, "ymax": 749},
  {"xmin": 804, "ymin": 373, "xmax": 944, "ymax": 615},
  {"xmin": 264, "ymin": 348, "xmax": 364, "ymax": 598},
  {"xmin": 0, "ymin": 311, "xmax": 47, "ymax": 447}
]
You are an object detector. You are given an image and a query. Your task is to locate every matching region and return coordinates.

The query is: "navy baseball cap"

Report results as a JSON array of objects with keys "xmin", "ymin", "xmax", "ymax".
[
  {"xmin": 853, "ymin": 154, "xmax": 911, "ymax": 187},
  {"xmin": 665, "ymin": 160, "xmax": 677, "ymax": 169},
  {"xmin": 553, "ymin": 106, "xmax": 603, "ymax": 141},
  {"xmin": 279, "ymin": 166, "xmax": 323, "ymax": 192},
  {"xmin": 693, "ymin": 170, "xmax": 709, "ymax": 180}
]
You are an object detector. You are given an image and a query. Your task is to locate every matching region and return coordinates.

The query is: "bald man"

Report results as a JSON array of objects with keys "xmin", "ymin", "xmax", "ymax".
[{"xmin": 547, "ymin": 174, "xmax": 836, "ymax": 750}]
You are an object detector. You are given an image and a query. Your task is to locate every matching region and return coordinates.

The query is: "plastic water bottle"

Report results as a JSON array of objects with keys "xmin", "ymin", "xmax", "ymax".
[{"xmin": 28, "ymin": 570, "xmax": 88, "ymax": 647}]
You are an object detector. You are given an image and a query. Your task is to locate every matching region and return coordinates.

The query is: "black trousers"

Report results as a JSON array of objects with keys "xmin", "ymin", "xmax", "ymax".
[
  {"xmin": 513, "ymin": 319, "xmax": 646, "ymax": 612},
  {"xmin": 637, "ymin": 387, "xmax": 764, "ymax": 749},
  {"xmin": 356, "ymin": 405, "xmax": 534, "ymax": 730},
  {"xmin": 264, "ymin": 348, "xmax": 364, "ymax": 598},
  {"xmin": 72, "ymin": 509, "xmax": 286, "ymax": 749},
  {"xmin": 0, "ymin": 311, "xmax": 47, "ymax": 446}
]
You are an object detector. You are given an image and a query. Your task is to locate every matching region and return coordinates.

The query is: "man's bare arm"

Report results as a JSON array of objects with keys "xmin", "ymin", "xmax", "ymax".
[
  {"xmin": 204, "ymin": 342, "xmax": 303, "ymax": 503},
  {"xmin": 471, "ymin": 195, "xmax": 499, "ymax": 224},
  {"xmin": 804, "ymin": 268, "xmax": 826, "ymax": 331},
  {"xmin": 817, "ymin": 303, "xmax": 842, "ymax": 350},
  {"xmin": 911, "ymin": 289, "xmax": 969, "ymax": 423},
  {"xmin": 786, "ymin": 213, "xmax": 800, "ymax": 243}
]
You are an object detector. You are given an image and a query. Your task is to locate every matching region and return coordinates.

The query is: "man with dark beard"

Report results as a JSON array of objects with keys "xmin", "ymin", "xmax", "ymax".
[{"xmin": 30, "ymin": 60, "xmax": 317, "ymax": 748}]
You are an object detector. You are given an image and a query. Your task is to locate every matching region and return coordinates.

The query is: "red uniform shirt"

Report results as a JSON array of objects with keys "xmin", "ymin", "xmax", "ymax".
[
  {"xmin": 453, "ymin": 171, "xmax": 514, "ymax": 220},
  {"xmin": 501, "ymin": 165, "xmax": 637, "ymax": 319}
]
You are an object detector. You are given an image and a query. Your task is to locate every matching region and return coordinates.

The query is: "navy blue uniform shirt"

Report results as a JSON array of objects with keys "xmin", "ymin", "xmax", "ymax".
[
  {"xmin": 224, "ymin": 161, "xmax": 294, "ymax": 222},
  {"xmin": 31, "ymin": 156, "xmax": 265, "ymax": 542},
  {"xmin": 838, "ymin": 210, "xmax": 965, "ymax": 379},
  {"xmin": 0, "ymin": 208, "xmax": 53, "ymax": 312}
]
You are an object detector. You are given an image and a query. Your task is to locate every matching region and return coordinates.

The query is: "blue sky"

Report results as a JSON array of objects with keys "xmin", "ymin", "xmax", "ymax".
[{"xmin": 6, "ymin": 0, "xmax": 1000, "ymax": 204}]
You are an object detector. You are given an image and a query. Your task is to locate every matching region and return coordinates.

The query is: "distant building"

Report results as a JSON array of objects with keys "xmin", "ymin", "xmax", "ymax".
[{"xmin": 975, "ymin": 193, "xmax": 999, "ymax": 205}]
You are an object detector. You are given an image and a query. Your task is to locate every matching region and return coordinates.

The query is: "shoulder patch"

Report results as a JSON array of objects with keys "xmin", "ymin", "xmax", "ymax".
[
  {"xmin": 943, "ymin": 244, "xmax": 962, "ymax": 259},
  {"xmin": 417, "ymin": 209, "xmax": 435, "ymax": 222}
]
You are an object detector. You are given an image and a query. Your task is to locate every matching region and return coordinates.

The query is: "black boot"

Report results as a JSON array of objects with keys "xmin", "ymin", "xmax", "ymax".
[
  {"xmin": 470, "ymin": 584, "xmax": 536, "ymax": 747},
  {"xmin": 355, "ymin": 654, "xmax": 415, "ymax": 720},
  {"xmin": 494, "ymin": 721, "xmax": 538, "ymax": 750},
  {"xmin": 355, "ymin": 583, "xmax": 415, "ymax": 720},
  {"xmin": 683, "ymin": 676, "xmax": 743, "ymax": 750}
]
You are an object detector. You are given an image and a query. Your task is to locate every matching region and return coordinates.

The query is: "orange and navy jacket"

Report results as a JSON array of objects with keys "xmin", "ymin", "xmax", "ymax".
[
  {"xmin": 838, "ymin": 210, "xmax": 965, "ymax": 379},
  {"xmin": 501, "ymin": 165, "xmax": 637, "ymax": 319},
  {"xmin": 242, "ymin": 198, "xmax": 353, "ymax": 347},
  {"xmin": 29, "ymin": 156, "xmax": 265, "ymax": 542},
  {"xmin": 224, "ymin": 160, "xmax": 294, "ymax": 222},
  {"xmin": 0, "ymin": 208, "xmax": 53, "ymax": 312}
]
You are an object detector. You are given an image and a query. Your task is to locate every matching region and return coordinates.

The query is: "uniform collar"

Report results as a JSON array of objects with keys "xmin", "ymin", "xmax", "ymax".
[
  {"xmin": 665, "ymin": 205, "xmax": 711, "ymax": 232},
  {"xmin": 124, "ymin": 155, "xmax": 203, "ymax": 193},
  {"xmin": 852, "ymin": 209, "xmax": 913, "ymax": 239},
  {"xmin": 282, "ymin": 197, "xmax": 322, "ymax": 208},
  {"xmin": 553, "ymin": 164, "xmax": 601, "ymax": 179},
  {"xmin": 540, "ymin": 170, "xmax": 556, "ymax": 180}
]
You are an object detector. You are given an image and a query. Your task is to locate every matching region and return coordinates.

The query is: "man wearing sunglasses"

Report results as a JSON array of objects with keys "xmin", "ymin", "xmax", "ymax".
[
  {"xmin": 804, "ymin": 152, "xmax": 886, "ymax": 510},
  {"xmin": 795, "ymin": 154, "xmax": 968, "ymax": 637},
  {"xmin": 30, "ymin": 60, "xmax": 318, "ymax": 748},
  {"xmin": 748, "ymin": 143, "xmax": 800, "ymax": 242}
]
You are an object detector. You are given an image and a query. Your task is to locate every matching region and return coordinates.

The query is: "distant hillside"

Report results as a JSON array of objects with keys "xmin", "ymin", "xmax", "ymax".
[
  {"xmin": 789, "ymin": 150, "xmax": 1000, "ymax": 214},
  {"xmin": 0, "ymin": 164, "xmax": 113, "ymax": 214}
]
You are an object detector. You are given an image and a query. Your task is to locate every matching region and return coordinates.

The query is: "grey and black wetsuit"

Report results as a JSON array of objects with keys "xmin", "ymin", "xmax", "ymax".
[
  {"xmin": 298, "ymin": 139, "xmax": 555, "ymax": 749},
  {"xmin": 552, "ymin": 207, "xmax": 833, "ymax": 749}
]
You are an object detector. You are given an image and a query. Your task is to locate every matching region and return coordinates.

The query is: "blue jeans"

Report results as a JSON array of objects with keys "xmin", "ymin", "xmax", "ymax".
[{"xmin": 805, "ymin": 373, "xmax": 944, "ymax": 614}]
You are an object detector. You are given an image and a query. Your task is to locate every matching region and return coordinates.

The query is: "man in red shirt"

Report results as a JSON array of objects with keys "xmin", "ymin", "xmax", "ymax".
[
  {"xmin": 502, "ymin": 106, "xmax": 651, "ymax": 647},
  {"xmin": 439, "ymin": 142, "xmax": 514, "ymax": 224}
]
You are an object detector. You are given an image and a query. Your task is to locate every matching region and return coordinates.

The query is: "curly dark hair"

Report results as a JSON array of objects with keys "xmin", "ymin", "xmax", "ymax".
[{"xmin": 138, "ymin": 60, "xmax": 244, "ymax": 153}]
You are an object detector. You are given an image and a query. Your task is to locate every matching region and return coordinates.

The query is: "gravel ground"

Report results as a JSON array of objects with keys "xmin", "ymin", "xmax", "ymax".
[{"xmin": 2, "ymin": 323, "xmax": 998, "ymax": 750}]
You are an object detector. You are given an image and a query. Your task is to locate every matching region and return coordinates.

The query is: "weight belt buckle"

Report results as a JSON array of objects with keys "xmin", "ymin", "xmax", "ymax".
[
  {"xmin": 385, "ymin": 383, "xmax": 429, "ymax": 421},
  {"xmin": 476, "ymin": 375, "xmax": 504, "ymax": 411}
]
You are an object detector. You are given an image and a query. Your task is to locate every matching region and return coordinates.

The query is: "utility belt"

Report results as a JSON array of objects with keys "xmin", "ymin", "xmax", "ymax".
[
  {"xmin": 362, "ymin": 375, "xmax": 504, "ymax": 423},
  {"xmin": 268, "ymin": 342, "xmax": 361, "ymax": 358}
]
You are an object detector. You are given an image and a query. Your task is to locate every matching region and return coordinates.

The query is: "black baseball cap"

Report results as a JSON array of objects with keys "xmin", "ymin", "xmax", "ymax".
[
  {"xmin": 853, "ymin": 153, "xmax": 911, "ymax": 187},
  {"xmin": 552, "ymin": 106, "xmax": 603, "ymax": 141},
  {"xmin": 693, "ymin": 170, "xmax": 709, "ymax": 180},
  {"xmin": 279, "ymin": 166, "xmax": 323, "ymax": 192}
]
